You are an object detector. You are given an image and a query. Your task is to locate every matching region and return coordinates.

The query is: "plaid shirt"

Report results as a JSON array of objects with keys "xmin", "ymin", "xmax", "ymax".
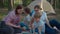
[{"xmin": 3, "ymin": 10, "xmax": 20, "ymax": 25}]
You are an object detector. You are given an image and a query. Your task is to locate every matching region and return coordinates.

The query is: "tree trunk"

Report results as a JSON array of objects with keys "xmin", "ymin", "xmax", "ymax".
[
  {"xmin": 51, "ymin": 0, "xmax": 53, "ymax": 5},
  {"xmin": 8, "ymin": 0, "xmax": 14, "ymax": 11},
  {"xmin": 53, "ymin": 0, "xmax": 55, "ymax": 9},
  {"xmin": 0, "ymin": 0, "xmax": 4, "ymax": 8}
]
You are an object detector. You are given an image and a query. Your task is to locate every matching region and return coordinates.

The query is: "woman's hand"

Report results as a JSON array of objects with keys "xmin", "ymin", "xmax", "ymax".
[
  {"xmin": 53, "ymin": 26, "xmax": 60, "ymax": 32},
  {"xmin": 15, "ymin": 25, "xmax": 21, "ymax": 28}
]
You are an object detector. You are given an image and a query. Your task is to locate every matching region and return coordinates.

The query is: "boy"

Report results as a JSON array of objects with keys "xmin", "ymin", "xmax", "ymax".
[
  {"xmin": 24, "ymin": 7, "xmax": 31, "ymax": 25},
  {"xmin": 20, "ymin": 7, "xmax": 31, "ymax": 31},
  {"xmin": 32, "ymin": 13, "xmax": 44, "ymax": 34}
]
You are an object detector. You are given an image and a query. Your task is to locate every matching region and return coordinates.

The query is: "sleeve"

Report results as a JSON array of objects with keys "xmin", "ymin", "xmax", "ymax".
[
  {"xmin": 44, "ymin": 12, "xmax": 47, "ymax": 19},
  {"xmin": 5, "ymin": 16, "xmax": 12, "ymax": 23},
  {"xmin": 5, "ymin": 13, "xmax": 14, "ymax": 23},
  {"xmin": 42, "ymin": 12, "xmax": 47, "ymax": 21}
]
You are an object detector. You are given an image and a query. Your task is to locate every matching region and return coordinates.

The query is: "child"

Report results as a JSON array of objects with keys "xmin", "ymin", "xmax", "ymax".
[
  {"xmin": 31, "ymin": 13, "xmax": 44, "ymax": 34},
  {"xmin": 20, "ymin": 7, "xmax": 31, "ymax": 31},
  {"xmin": 24, "ymin": 7, "xmax": 31, "ymax": 25}
]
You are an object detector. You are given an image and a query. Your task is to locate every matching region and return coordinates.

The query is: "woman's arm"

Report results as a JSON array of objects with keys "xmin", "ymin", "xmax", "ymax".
[
  {"xmin": 5, "ymin": 22, "xmax": 21, "ymax": 28},
  {"xmin": 46, "ymin": 17, "xmax": 52, "ymax": 28},
  {"xmin": 44, "ymin": 12, "xmax": 52, "ymax": 28}
]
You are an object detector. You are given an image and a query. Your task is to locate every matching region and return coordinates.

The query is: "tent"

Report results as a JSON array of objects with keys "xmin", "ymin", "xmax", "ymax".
[{"xmin": 28, "ymin": 0, "xmax": 56, "ymax": 14}]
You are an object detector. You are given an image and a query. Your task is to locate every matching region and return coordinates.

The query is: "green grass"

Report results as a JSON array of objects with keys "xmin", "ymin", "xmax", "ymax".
[
  {"xmin": 0, "ymin": 13, "xmax": 7, "ymax": 20},
  {"xmin": 0, "ymin": 9, "xmax": 8, "ymax": 21}
]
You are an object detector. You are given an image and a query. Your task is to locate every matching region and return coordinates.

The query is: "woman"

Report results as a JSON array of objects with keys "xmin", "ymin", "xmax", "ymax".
[
  {"xmin": 30, "ymin": 5, "xmax": 52, "ymax": 34},
  {"xmin": 2, "ymin": 5, "xmax": 23, "ymax": 34}
]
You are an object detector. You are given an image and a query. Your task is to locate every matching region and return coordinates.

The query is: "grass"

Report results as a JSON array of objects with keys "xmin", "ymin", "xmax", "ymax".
[
  {"xmin": 0, "ymin": 13, "xmax": 7, "ymax": 20},
  {"xmin": 0, "ymin": 9, "xmax": 8, "ymax": 21}
]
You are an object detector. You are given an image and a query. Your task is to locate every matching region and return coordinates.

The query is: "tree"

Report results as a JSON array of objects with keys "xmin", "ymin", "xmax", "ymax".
[
  {"xmin": 8, "ymin": 0, "xmax": 14, "ymax": 11},
  {"xmin": 0, "ymin": 0, "xmax": 4, "ymax": 8},
  {"xmin": 22, "ymin": 0, "xmax": 33, "ymax": 7}
]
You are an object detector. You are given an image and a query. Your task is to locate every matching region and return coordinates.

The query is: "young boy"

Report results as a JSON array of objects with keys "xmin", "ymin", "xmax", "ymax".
[
  {"xmin": 20, "ymin": 7, "xmax": 31, "ymax": 31},
  {"xmin": 24, "ymin": 7, "xmax": 31, "ymax": 25},
  {"xmin": 32, "ymin": 13, "xmax": 44, "ymax": 34}
]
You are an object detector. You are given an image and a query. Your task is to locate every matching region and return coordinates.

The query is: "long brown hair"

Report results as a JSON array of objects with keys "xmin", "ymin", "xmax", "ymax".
[{"xmin": 15, "ymin": 5, "xmax": 23, "ymax": 15}]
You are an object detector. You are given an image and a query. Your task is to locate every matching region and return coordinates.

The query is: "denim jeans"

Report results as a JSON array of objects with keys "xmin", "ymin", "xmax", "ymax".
[
  {"xmin": 45, "ymin": 19, "xmax": 60, "ymax": 34},
  {"xmin": 19, "ymin": 22, "xmax": 30, "ymax": 31},
  {"xmin": 0, "ymin": 21, "xmax": 23, "ymax": 34},
  {"xmin": 0, "ymin": 21, "xmax": 14, "ymax": 34},
  {"xmin": 49, "ymin": 19, "xmax": 60, "ymax": 30}
]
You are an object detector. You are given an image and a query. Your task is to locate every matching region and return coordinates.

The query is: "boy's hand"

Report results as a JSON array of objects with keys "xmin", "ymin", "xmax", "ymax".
[
  {"xmin": 33, "ymin": 32, "xmax": 36, "ymax": 34},
  {"xmin": 22, "ymin": 27, "xmax": 26, "ymax": 31},
  {"xmin": 29, "ymin": 24, "xmax": 33, "ymax": 29}
]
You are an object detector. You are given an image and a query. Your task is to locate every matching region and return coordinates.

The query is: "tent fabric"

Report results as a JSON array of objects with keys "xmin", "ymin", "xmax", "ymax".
[{"xmin": 28, "ymin": 0, "xmax": 56, "ymax": 14}]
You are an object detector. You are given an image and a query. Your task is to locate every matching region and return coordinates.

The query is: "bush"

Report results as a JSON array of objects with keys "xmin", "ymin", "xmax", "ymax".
[{"xmin": 22, "ymin": 0, "xmax": 32, "ymax": 7}]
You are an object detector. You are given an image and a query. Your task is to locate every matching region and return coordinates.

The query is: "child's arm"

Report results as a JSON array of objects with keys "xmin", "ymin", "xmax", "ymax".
[
  {"xmin": 32, "ymin": 25, "xmax": 36, "ymax": 34},
  {"xmin": 38, "ymin": 26, "xmax": 43, "ymax": 34},
  {"xmin": 29, "ymin": 18, "xmax": 34, "ymax": 28},
  {"xmin": 30, "ymin": 17, "xmax": 34, "ymax": 24}
]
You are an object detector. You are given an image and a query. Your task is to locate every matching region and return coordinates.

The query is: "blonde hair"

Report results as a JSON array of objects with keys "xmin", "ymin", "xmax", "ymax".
[{"xmin": 34, "ymin": 13, "xmax": 41, "ymax": 18}]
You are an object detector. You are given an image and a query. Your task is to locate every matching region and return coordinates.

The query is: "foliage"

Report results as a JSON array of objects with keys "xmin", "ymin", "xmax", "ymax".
[
  {"xmin": 4, "ymin": 0, "xmax": 9, "ymax": 8},
  {"xmin": 56, "ymin": 0, "xmax": 60, "ymax": 9},
  {"xmin": 22, "ymin": 0, "xmax": 32, "ymax": 7},
  {"xmin": 0, "ymin": 0, "xmax": 9, "ymax": 8}
]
